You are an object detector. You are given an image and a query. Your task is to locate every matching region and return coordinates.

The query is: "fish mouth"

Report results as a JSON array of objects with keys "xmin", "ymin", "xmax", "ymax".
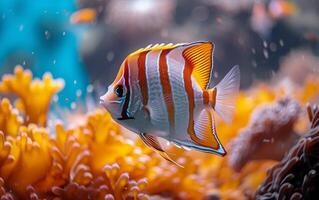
[
  {"xmin": 117, "ymin": 117, "xmax": 135, "ymax": 121},
  {"xmin": 99, "ymin": 98, "xmax": 104, "ymax": 104},
  {"xmin": 99, "ymin": 97, "xmax": 121, "ymax": 105}
]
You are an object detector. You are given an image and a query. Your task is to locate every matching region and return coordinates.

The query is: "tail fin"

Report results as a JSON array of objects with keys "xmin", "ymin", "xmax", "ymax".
[{"xmin": 208, "ymin": 66, "xmax": 240, "ymax": 123}]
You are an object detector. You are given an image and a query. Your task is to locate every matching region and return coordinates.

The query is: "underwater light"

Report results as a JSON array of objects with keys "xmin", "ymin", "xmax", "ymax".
[{"xmin": 132, "ymin": 0, "xmax": 153, "ymax": 13}]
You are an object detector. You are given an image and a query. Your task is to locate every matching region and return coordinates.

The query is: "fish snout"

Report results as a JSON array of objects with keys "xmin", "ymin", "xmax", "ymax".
[
  {"xmin": 99, "ymin": 94, "xmax": 108, "ymax": 106},
  {"xmin": 99, "ymin": 97, "xmax": 104, "ymax": 104}
]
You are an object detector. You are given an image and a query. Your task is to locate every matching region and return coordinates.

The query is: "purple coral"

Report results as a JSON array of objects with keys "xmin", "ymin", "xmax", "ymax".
[{"xmin": 228, "ymin": 98, "xmax": 301, "ymax": 172}]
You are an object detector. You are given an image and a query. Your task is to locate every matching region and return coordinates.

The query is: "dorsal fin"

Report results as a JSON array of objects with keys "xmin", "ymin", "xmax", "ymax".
[
  {"xmin": 128, "ymin": 41, "xmax": 214, "ymax": 89},
  {"xmin": 129, "ymin": 43, "xmax": 183, "ymax": 57},
  {"xmin": 182, "ymin": 42, "xmax": 214, "ymax": 89}
]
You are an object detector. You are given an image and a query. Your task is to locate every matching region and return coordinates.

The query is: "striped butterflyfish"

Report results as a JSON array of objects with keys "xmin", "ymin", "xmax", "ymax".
[{"xmin": 100, "ymin": 41, "xmax": 240, "ymax": 166}]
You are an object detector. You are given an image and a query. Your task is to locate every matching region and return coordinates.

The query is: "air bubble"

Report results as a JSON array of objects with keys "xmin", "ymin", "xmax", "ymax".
[
  {"xmin": 107, "ymin": 51, "xmax": 114, "ymax": 62},
  {"xmin": 71, "ymin": 102, "xmax": 76, "ymax": 110},
  {"xmin": 269, "ymin": 43, "xmax": 277, "ymax": 52},
  {"xmin": 263, "ymin": 49, "xmax": 269, "ymax": 59},
  {"xmin": 76, "ymin": 89, "xmax": 82, "ymax": 97},
  {"xmin": 19, "ymin": 24, "xmax": 24, "ymax": 31},
  {"xmin": 87, "ymin": 84, "xmax": 94, "ymax": 93}
]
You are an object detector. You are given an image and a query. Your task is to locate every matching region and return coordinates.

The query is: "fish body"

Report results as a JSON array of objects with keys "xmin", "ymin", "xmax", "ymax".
[{"xmin": 100, "ymin": 41, "xmax": 240, "ymax": 161}]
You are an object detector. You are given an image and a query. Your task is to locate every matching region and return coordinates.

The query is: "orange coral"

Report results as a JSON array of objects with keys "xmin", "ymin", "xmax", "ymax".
[
  {"xmin": 51, "ymin": 163, "xmax": 148, "ymax": 200},
  {"xmin": 0, "ymin": 98, "xmax": 23, "ymax": 137},
  {"xmin": 0, "ymin": 66, "xmax": 64, "ymax": 126},
  {"xmin": 0, "ymin": 124, "xmax": 51, "ymax": 197},
  {"xmin": 0, "ymin": 66, "xmax": 318, "ymax": 200}
]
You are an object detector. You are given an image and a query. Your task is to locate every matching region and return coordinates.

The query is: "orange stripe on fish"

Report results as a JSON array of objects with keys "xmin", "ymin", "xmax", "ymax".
[
  {"xmin": 138, "ymin": 51, "xmax": 150, "ymax": 106},
  {"xmin": 159, "ymin": 49, "xmax": 175, "ymax": 134},
  {"xmin": 183, "ymin": 43, "xmax": 218, "ymax": 148},
  {"xmin": 183, "ymin": 58, "xmax": 196, "ymax": 140},
  {"xmin": 209, "ymin": 87, "xmax": 217, "ymax": 108},
  {"xmin": 203, "ymin": 90, "xmax": 209, "ymax": 105}
]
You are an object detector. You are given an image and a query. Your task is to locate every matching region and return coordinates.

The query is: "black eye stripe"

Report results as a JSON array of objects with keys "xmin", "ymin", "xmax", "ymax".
[
  {"xmin": 121, "ymin": 60, "xmax": 131, "ymax": 119},
  {"xmin": 114, "ymin": 85, "xmax": 124, "ymax": 97}
]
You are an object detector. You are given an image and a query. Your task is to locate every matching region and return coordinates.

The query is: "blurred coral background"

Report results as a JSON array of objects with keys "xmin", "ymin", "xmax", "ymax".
[{"xmin": 0, "ymin": 0, "xmax": 318, "ymax": 199}]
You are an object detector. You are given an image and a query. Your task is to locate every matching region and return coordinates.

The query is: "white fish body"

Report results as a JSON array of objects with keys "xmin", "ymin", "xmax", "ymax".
[{"xmin": 100, "ymin": 41, "xmax": 240, "ymax": 164}]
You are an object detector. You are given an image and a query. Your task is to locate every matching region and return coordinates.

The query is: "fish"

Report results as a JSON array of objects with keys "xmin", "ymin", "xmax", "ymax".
[
  {"xmin": 100, "ymin": 41, "xmax": 240, "ymax": 165},
  {"xmin": 70, "ymin": 8, "xmax": 97, "ymax": 24},
  {"xmin": 269, "ymin": 0, "xmax": 298, "ymax": 19}
]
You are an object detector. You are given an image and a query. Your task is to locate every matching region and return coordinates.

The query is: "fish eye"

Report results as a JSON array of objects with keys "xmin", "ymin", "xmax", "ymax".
[{"xmin": 114, "ymin": 85, "xmax": 124, "ymax": 97}]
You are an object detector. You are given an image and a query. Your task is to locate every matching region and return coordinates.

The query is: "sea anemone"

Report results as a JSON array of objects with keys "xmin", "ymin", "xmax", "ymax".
[{"xmin": 255, "ymin": 104, "xmax": 319, "ymax": 199}]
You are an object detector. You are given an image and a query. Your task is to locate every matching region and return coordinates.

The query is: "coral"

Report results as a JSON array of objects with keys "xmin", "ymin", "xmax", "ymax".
[
  {"xmin": 228, "ymin": 98, "xmax": 301, "ymax": 172},
  {"xmin": 0, "ymin": 101, "xmax": 149, "ymax": 199},
  {"xmin": 255, "ymin": 104, "xmax": 319, "ymax": 199},
  {"xmin": 0, "ymin": 124, "xmax": 52, "ymax": 197},
  {"xmin": 83, "ymin": 110, "xmax": 135, "ymax": 172},
  {"xmin": 83, "ymin": 111, "xmax": 207, "ymax": 199},
  {"xmin": 0, "ymin": 177, "xmax": 16, "ymax": 200},
  {"xmin": 142, "ymin": 150, "xmax": 209, "ymax": 199},
  {"xmin": 0, "ymin": 66, "xmax": 64, "ymax": 126},
  {"xmin": 0, "ymin": 68, "xmax": 149, "ymax": 199},
  {"xmin": 0, "ymin": 66, "xmax": 318, "ymax": 200},
  {"xmin": 51, "ymin": 163, "xmax": 148, "ymax": 200},
  {"xmin": 275, "ymin": 50, "xmax": 319, "ymax": 85},
  {"xmin": 0, "ymin": 98, "xmax": 23, "ymax": 137},
  {"xmin": 202, "ymin": 78, "xmax": 319, "ymax": 200}
]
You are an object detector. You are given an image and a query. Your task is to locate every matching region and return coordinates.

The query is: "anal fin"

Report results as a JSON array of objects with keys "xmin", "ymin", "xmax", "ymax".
[
  {"xmin": 193, "ymin": 109, "xmax": 218, "ymax": 148},
  {"xmin": 139, "ymin": 133, "xmax": 183, "ymax": 167},
  {"xmin": 173, "ymin": 109, "xmax": 226, "ymax": 156}
]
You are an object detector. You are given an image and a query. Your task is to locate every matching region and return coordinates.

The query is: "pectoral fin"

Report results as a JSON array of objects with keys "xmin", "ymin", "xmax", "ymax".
[{"xmin": 139, "ymin": 133, "xmax": 183, "ymax": 167}]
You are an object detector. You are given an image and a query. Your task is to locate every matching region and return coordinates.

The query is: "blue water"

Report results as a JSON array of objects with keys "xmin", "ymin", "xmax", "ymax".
[{"xmin": 0, "ymin": 0, "xmax": 89, "ymax": 107}]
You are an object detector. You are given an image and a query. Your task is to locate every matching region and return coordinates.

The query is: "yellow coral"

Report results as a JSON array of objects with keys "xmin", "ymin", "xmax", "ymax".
[
  {"xmin": 0, "ymin": 66, "xmax": 318, "ymax": 200},
  {"xmin": 0, "ymin": 124, "xmax": 51, "ymax": 197},
  {"xmin": 0, "ymin": 98, "xmax": 23, "ymax": 137},
  {"xmin": 0, "ymin": 66, "xmax": 64, "ymax": 126}
]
